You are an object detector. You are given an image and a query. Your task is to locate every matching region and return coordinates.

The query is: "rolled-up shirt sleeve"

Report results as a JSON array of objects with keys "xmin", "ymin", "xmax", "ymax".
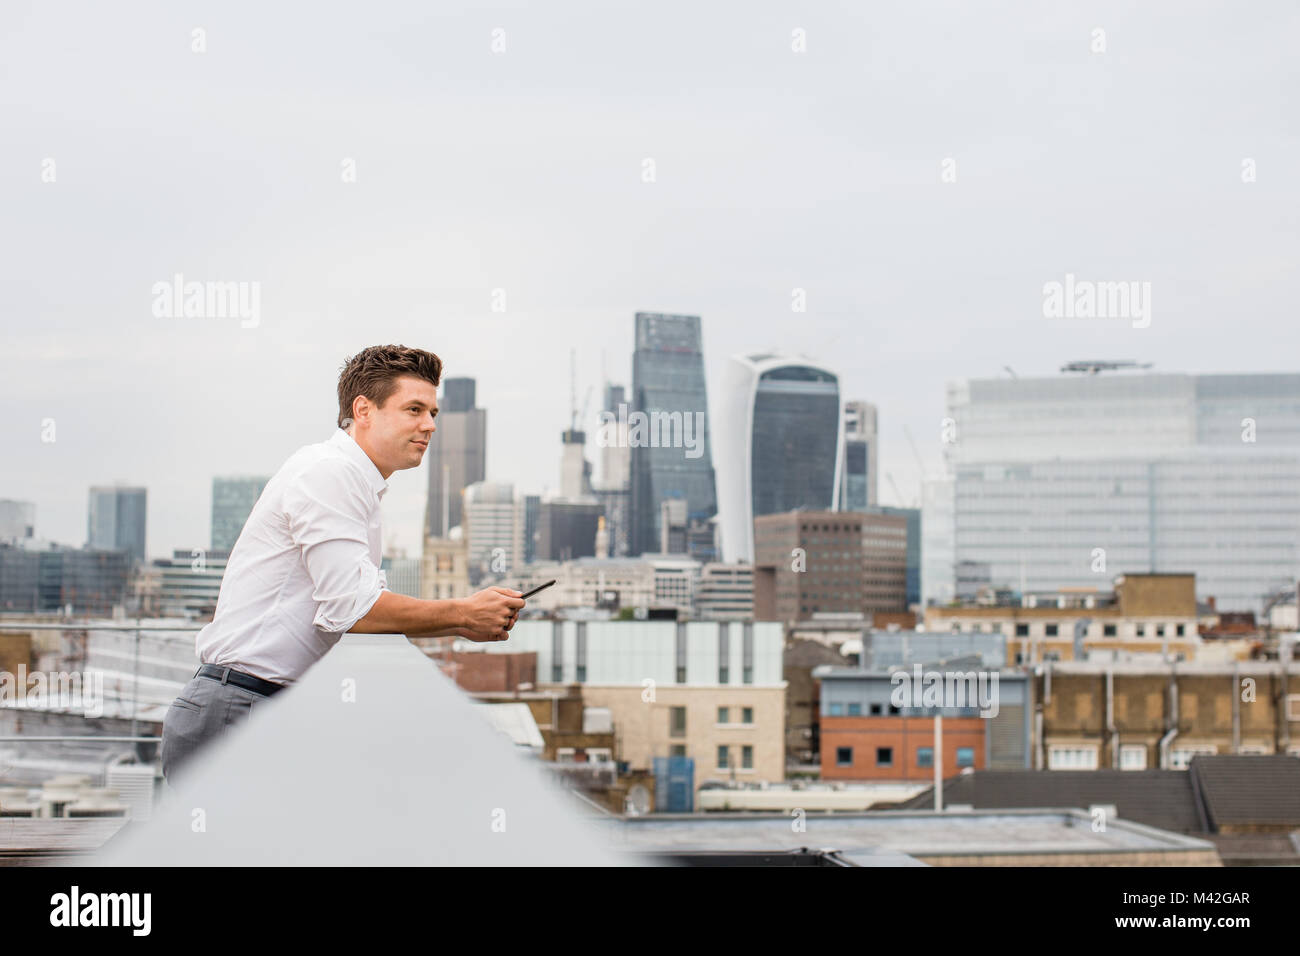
[{"xmin": 283, "ymin": 463, "xmax": 388, "ymax": 633}]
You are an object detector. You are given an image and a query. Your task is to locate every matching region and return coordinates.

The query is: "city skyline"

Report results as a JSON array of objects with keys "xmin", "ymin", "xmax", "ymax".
[{"xmin": 3, "ymin": 4, "xmax": 1297, "ymax": 563}]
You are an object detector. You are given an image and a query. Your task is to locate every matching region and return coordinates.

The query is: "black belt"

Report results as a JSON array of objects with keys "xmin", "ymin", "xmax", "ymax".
[{"xmin": 195, "ymin": 664, "xmax": 287, "ymax": 697}]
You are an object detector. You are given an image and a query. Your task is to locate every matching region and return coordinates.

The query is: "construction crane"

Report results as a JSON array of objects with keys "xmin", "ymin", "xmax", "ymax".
[{"xmin": 886, "ymin": 472, "xmax": 908, "ymax": 507}]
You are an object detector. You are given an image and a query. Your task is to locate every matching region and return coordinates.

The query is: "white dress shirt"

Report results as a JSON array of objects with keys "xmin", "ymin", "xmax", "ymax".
[{"xmin": 196, "ymin": 428, "xmax": 390, "ymax": 685}]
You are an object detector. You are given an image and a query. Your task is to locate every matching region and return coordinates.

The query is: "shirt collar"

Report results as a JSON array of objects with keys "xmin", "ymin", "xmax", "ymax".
[{"xmin": 329, "ymin": 429, "xmax": 390, "ymax": 500}]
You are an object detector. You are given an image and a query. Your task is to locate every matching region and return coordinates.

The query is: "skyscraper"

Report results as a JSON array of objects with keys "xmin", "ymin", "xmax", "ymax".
[
  {"xmin": 840, "ymin": 401, "xmax": 878, "ymax": 511},
  {"xmin": 462, "ymin": 481, "xmax": 519, "ymax": 585},
  {"xmin": 426, "ymin": 377, "xmax": 487, "ymax": 537},
  {"xmin": 629, "ymin": 313, "xmax": 717, "ymax": 558},
  {"xmin": 0, "ymin": 500, "xmax": 35, "ymax": 542},
  {"xmin": 593, "ymin": 384, "xmax": 631, "ymax": 557},
  {"xmin": 87, "ymin": 485, "xmax": 147, "ymax": 564},
  {"xmin": 715, "ymin": 353, "xmax": 844, "ymax": 564},
  {"xmin": 926, "ymin": 369, "xmax": 1300, "ymax": 612},
  {"xmin": 211, "ymin": 476, "xmax": 270, "ymax": 552}
]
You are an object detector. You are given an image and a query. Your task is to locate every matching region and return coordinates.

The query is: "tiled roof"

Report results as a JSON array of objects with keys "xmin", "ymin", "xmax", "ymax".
[
  {"xmin": 893, "ymin": 770, "xmax": 1203, "ymax": 833},
  {"xmin": 1190, "ymin": 755, "xmax": 1300, "ymax": 828}
]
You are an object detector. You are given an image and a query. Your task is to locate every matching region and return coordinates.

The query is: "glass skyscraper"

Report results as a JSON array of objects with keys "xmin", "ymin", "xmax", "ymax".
[
  {"xmin": 426, "ymin": 376, "xmax": 487, "ymax": 538},
  {"xmin": 211, "ymin": 476, "xmax": 270, "ymax": 552},
  {"xmin": 923, "ymin": 370, "xmax": 1300, "ymax": 612},
  {"xmin": 87, "ymin": 485, "xmax": 147, "ymax": 564},
  {"xmin": 715, "ymin": 353, "xmax": 844, "ymax": 563},
  {"xmin": 629, "ymin": 313, "xmax": 717, "ymax": 558}
]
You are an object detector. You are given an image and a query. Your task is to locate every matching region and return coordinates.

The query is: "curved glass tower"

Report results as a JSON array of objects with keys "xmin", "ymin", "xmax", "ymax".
[{"xmin": 716, "ymin": 354, "xmax": 844, "ymax": 563}]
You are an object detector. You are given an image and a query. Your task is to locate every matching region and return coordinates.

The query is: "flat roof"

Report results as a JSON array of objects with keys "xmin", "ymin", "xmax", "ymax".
[{"xmin": 615, "ymin": 808, "xmax": 1216, "ymax": 859}]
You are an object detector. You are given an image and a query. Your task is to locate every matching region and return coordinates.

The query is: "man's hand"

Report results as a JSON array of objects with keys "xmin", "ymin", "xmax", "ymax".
[{"xmin": 458, "ymin": 586, "xmax": 525, "ymax": 642}]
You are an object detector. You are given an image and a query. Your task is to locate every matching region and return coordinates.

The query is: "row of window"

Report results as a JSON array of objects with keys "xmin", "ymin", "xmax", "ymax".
[
  {"xmin": 717, "ymin": 744, "xmax": 754, "ymax": 770},
  {"xmin": 948, "ymin": 622, "xmax": 1190, "ymax": 638},
  {"xmin": 669, "ymin": 705, "xmax": 756, "ymax": 735},
  {"xmin": 1047, "ymin": 742, "xmax": 1300, "ymax": 770},
  {"xmin": 829, "ymin": 702, "xmax": 897, "ymax": 716},
  {"xmin": 835, "ymin": 746, "xmax": 975, "ymax": 768}
]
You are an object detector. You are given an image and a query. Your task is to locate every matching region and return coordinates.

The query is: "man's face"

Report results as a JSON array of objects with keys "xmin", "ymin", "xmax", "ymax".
[{"xmin": 354, "ymin": 375, "xmax": 438, "ymax": 476}]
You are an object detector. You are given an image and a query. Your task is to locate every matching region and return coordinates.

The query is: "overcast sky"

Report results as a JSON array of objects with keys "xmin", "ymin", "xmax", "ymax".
[{"xmin": 2, "ymin": 1, "xmax": 1297, "ymax": 560}]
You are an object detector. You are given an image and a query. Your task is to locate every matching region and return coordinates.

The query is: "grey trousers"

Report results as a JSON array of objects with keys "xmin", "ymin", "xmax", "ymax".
[{"xmin": 159, "ymin": 670, "xmax": 276, "ymax": 785}]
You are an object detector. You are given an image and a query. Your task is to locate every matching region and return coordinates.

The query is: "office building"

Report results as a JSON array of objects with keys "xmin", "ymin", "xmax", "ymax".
[
  {"xmin": 380, "ymin": 554, "xmax": 421, "ymax": 598},
  {"xmin": 924, "ymin": 369, "xmax": 1300, "ymax": 612},
  {"xmin": 462, "ymin": 482, "xmax": 520, "ymax": 585},
  {"xmin": 753, "ymin": 511, "xmax": 865, "ymax": 625},
  {"xmin": 923, "ymin": 572, "xmax": 1212, "ymax": 664},
  {"xmin": 156, "ymin": 548, "xmax": 230, "ymax": 619},
  {"xmin": 628, "ymin": 313, "xmax": 717, "ymax": 559},
  {"xmin": 0, "ymin": 543, "xmax": 129, "ymax": 615},
  {"xmin": 715, "ymin": 353, "xmax": 844, "ymax": 564},
  {"xmin": 420, "ymin": 535, "xmax": 471, "ymax": 601},
  {"xmin": 479, "ymin": 620, "xmax": 786, "ymax": 795},
  {"xmin": 426, "ymin": 377, "xmax": 487, "ymax": 537},
  {"xmin": 87, "ymin": 485, "xmax": 147, "ymax": 564},
  {"xmin": 536, "ymin": 500, "xmax": 604, "ymax": 563},
  {"xmin": 695, "ymin": 563, "xmax": 754, "ymax": 620},
  {"xmin": 860, "ymin": 510, "xmax": 909, "ymax": 614},
  {"xmin": 866, "ymin": 505, "xmax": 920, "ymax": 608},
  {"xmin": 211, "ymin": 476, "xmax": 270, "ymax": 552},
  {"xmin": 817, "ymin": 667, "xmax": 1032, "ymax": 781},
  {"xmin": 560, "ymin": 428, "xmax": 595, "ymax": 500},
  {"xmin": 839, "ymin": 401, "xmax": 878, "ymax": 511},
  {"xmin": 0, "ymin": 500, "xmax": 35, "ymax": 542}
]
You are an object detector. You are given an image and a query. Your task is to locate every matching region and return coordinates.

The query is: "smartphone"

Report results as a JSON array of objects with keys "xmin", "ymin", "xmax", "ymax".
[{"xmin": 520, "ymin": 579, "xmax": 556, "ymax": 600}]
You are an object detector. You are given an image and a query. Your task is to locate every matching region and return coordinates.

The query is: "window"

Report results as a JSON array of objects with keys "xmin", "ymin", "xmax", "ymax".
[
  {"xmin": 836, "ymin": 746, "xmax": 853, "ymax": 767},
  {"xmin": 1103, "ymin": 624, "xmax": 1117, "ymax": 637},
  {"xmin": 717, "ymin": 745, "xmax": 730, "ymax": 771},
  {"xmin": 742, "ymin": 707, "xmax": 753, "ymax": 724},
  {"xmin": 1048, "ymin": 746, "xmax": 1099, "ymax": 770},
  {"xmin": 1014, "ymin": 652, "xmax": 1024, "ymax": 664},
  {"xmin": 1045, "ymin": 623, "xmax": 1059, "ymax": 637},
  {"xmin": 888, "ymin": 704, "xmax": 900, "ymax": 715},
  {"xmin": 917, "ymin": 747, "xmax": 933, "ymax": 768},
  {"xmin": 829, "ymin": 702, "xmax": 844, "ymax": 716},
  {"xmin": 876, "ymin": 747, "xmax": 893, "ymax": 767},
  {"xmin": 742, "ymin": 745, "xmax": 753, "ymax": 769},
  {"xmin": 669, "ymin": 706, "xmax": 686, "ymax": 738},
  {"xmin": 1119, "ymin": 745, "xmax": 1146, "ymax": 770},
  {"xmin": 870, "ymin": 703, "xmax": 882, "ymax": 715},
  {"xmin": 1288, "ymin": 695, "xmax": 1300, "ymax": 721},
  {"xmin": 847, "ymin": 702, "xmax": 862, "ymax": 716},
  {"xmin": 717, "ymin": 706, "xmax": 729, "ymax": 724},
  {"xmin": 669, "ymin": 744, "xmax": 686, "ymax": 758},
  {"xmin": 1176, "ymin": 624, "xmax": 1185, "ymax": 636},
  {"xmin": 956, "ymin": 747, "xmax": 974, "ymax": 768},
  {"xmin": 1170, "ymin": 746, "xmax": 1217, "ymax": 770},
  {"xmin": 1156, "ymin": 625, "xmax": 1165, "ymax": 637},
  {"xmin": 1015, "ymin": 623, "xmax": 1029, "ymax": 637}
]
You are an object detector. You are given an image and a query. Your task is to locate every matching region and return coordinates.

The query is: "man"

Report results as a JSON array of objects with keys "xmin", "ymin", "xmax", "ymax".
[{"xmin": 160, "ymin": 344, "xmax": 524, "ymax": 784}]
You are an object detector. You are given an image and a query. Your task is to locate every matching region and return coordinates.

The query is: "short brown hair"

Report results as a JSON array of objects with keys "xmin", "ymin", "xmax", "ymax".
[{"xmin": 336, "ymin": 345, "xmax": 443, "ymax": 428}]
